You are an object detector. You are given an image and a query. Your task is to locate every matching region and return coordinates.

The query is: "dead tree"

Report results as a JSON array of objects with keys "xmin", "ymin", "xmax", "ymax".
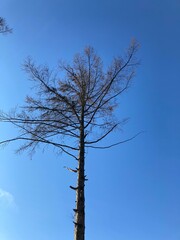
[
  {"xmin": 0, "ymin": 17, "xmax": 12, "ymax": 34},
  {"xmin": 0, "ymin": 40, "xmax": 139, "ymax": 240}
]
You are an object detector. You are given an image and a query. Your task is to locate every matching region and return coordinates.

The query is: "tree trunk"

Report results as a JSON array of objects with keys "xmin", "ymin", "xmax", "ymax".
[{"xmin": 74, "ymin": 116, "xmax": 85, "ymax": 240}]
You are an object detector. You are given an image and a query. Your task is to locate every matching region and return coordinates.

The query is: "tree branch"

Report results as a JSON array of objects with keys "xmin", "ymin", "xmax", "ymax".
[
  {"xmin": 86, "ymin": 132, "xmax": 143, "ymax": 149},
  {"xmin": 85, "ymin": 124, "xmax": 118, "ymax": 145},
  {"xmin": 0, "ymin": 17, "xmax": 12, "ymax": 34}
]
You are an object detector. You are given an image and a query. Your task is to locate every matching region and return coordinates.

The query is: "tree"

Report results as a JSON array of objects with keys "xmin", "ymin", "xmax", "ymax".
[
  {"xmin": 0, "ymin": 17, "xmax": 12, "ymax": 34},
  {"xmin": 0, "ymin": 40, "xmax": 139, "ymax": 240}
]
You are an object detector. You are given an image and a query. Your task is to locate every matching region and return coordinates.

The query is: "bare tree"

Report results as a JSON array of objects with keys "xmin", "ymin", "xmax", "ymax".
[
  {"xmin": 0, "ymin": 40, "xmax": 139, "ymax": 240},
  {"xmin": 0, "ymin": 17, "xmax": 12, "ymax": 34}
]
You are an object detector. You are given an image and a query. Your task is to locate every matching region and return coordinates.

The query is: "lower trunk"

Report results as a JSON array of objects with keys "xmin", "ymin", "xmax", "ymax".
[{"xmin": 74, "ymin": 129, "xmax": 85, "ymax": 240}]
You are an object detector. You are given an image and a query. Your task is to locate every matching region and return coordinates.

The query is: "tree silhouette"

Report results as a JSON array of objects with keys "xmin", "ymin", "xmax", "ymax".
[
  {"xmin": 0, "ymin": 17, "xmax": 12, "ymax": 34},
  {"xmin": 0, "ymin": 40, "xmax": 139, "ymax": 240}
]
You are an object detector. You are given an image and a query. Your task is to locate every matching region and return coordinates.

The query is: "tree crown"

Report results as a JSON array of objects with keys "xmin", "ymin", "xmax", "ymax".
[{"xmin": 0, "ymin": 40, "xmax": 139, "ymax": 158}]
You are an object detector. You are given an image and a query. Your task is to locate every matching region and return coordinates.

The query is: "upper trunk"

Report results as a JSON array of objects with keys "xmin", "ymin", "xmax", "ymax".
[{"xmin": 74, "ymin": 107, "xmax": 85, "ymax": 240}]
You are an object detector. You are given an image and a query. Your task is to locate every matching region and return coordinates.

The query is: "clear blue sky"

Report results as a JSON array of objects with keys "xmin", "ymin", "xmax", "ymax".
[{"xmin": 0, "ymin": 0, "xmax": 180, "ymax": 239}]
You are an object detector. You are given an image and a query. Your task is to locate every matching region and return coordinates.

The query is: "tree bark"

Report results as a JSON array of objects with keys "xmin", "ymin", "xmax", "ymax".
[{"xmin": 74, "ymin": 111, "xmax": 85, "ymax": 240}]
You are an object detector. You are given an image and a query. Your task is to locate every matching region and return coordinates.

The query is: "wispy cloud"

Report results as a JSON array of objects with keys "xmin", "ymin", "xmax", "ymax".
[{"xmin": 0, "ymin": 188, "xmax": 16, "ymax": 209}]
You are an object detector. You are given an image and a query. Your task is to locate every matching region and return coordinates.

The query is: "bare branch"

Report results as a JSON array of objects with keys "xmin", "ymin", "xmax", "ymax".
[
  {"xmin": 86, "ymin": 132, "xmax": 143, "ymax": 149},
  {"xmin": 64, "ymin": 166, "xmax": 78, "ymax": 173},
  {"xmin": 85, "ymin": 124, "xmax": 118, "ymax": 145},
  {"xmin": 0, "ymin": 17, "xmax": 12, "ymax": 34}
]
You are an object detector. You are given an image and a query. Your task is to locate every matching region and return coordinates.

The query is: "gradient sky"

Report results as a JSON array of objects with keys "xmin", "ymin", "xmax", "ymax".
[{"xmin": 0, "ymin": 1, "xmax": 180, "ymax": 240}]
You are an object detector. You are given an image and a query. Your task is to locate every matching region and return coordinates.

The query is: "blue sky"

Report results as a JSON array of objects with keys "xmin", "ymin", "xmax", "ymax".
[{"xmin": 0, "ymin": 0, "xmax": 180, "ymax": 239}]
